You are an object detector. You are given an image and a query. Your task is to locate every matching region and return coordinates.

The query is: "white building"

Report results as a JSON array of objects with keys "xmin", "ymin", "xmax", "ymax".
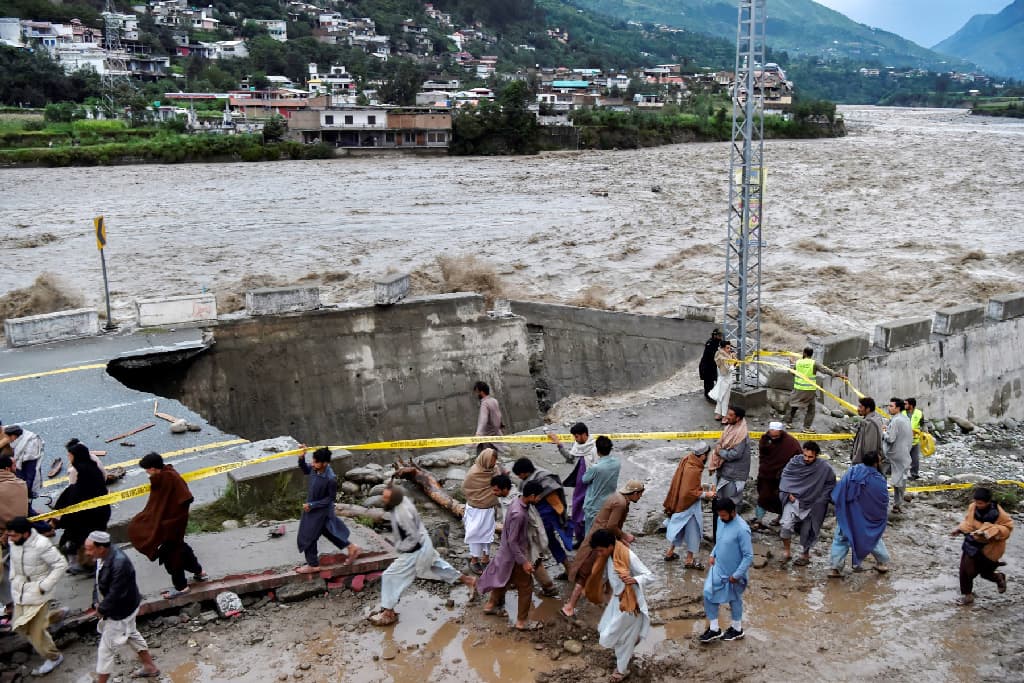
[{"xmin": 254, "ymin": 19, "xmax": 287, "ymax": 42}]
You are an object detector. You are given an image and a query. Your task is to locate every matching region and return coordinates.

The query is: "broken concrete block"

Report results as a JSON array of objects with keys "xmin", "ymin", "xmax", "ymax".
[
  {"xmin": 812, "ymin": 333, "xmax": 870, "ymax": 366},
  {"xmin": 986, "ymin": 291, "xmax": 1024, "ymax": 321},
  {"xmin": 215, "ymin": 591, "xmax": 243, "ymax": 617},
  {"xmin": 374, "ymin": 273, "xmax": 410, "ymax": 305},
  {"xmin": 3, "ymin": 308, "xmax": 99, "ymax": 347},
  {"xmin": 874, "ymin": 317, "xmax": 931, "ymax": 351},
  {"xmin": 933, "ymin": 304, "xmax": 986, "ymax": 335}
]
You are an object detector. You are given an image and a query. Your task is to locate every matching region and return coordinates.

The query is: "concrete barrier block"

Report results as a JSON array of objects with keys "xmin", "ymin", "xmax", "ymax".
[
  {"xmin": 4, "ymin": 308, "xmax": 98, "ymax": 347},
  {"xmin": 136, "ymin": 294, "xmax": 217, "ymax": 327},
  {"xmin": 374, "ymin": 273, "xmax": 410, "ymax": 305},
  {"xmin": 874, "ymin": 317, "xmax": 932, "ymax": 351},
  {"xmin": 245, "ymin": 286, "xmax": 320, "ymax": 316},
  {"xmin": 812, "ymin": 333, "xmax": 869, "ymax": 366},
  {"xmin": 678, "ymin": 304, "xmax": 716, "ymax": 322},
  {"xmin": 987, "ymin": 291, "xmax": 1024, "ymax": 321},
  {"xmin": 933, "ymin": 304, "xmax": 986, "ymax": 335}
]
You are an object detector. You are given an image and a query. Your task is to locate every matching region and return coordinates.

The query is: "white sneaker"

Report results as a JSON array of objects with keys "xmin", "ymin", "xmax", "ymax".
[{"xmin": 32, "ymin": 654, "xmax": 63, "ymax": 676}]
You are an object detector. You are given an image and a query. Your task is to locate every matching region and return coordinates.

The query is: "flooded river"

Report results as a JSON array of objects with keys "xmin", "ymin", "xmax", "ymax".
[{"xmin": 3, "ymin": 107, "xmax": 1023, "ymax": 345}]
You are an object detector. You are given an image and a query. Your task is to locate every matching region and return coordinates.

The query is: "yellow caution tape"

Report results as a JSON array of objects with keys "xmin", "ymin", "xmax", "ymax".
[
  {"xmin": 0, "ymin": 363, "xmax": 107, "ymax": 384},
  {"xmin": 903, "ymin": 480, "xmax": 1024, "ymax": 494},
  {"xmin": 42, "ymin": 438, "xmax": 252, "ymax": 489}
]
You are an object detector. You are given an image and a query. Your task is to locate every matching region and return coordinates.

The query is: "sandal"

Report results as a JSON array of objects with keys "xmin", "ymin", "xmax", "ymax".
[
  {"xmin": 192, "ymin": 572, "xmax": 210, "ymax": 583},
  {"xmin": 610, "ymin": 671, "xmax": 630, "ymax": 683},
  {"xmin": 513, "ymin": 620, "xmax": 544, "ymax": 632},
  {"xmin": 130, "ymin": 668, "xmax": 161, "ymax": 678},
  {"xmin": 483, "ymin": 606, "xmax": 508, "ymax": 617},
  {"xmin": 541, "ymin": 585, "xmax": 560, "ymax": 598},
  {"xmin": 369, "ymin": 611, "xmax": 398, "ymax": 626},
  {"xmin": 161, "ymin": 587, "xmax": 190, "ymax": 599},
  {"xmin": 684, "ymin": 560, "xmax": 706, "ymax": 571},
  {"xmin": 793, "ymin": 556, "xmax": 810, "ymax": 567},
  {"xmin": 559, "ymin": 606, "xmax": 575, "ymax": 620},
  {"xmin": 995, "ymin": 572, "xmax": 1007, "ymax": 593},
  {"xmin": 663, "ymin": 552, "xmax": 680, "ymax": 562}
]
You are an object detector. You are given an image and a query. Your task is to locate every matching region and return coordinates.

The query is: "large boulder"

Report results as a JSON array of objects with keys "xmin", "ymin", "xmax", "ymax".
[{"xmin": 345, "ymin": 466, "xmax": 386, "ymax": 485}]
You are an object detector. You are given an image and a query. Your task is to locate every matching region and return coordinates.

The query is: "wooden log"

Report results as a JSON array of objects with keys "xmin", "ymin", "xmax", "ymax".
[{"xmin": 105, "ymin": 422, "xmax": 156, "ymax": 443}]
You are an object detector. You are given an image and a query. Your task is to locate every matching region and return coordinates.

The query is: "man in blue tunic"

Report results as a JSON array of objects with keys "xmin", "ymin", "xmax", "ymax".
[
  {"xmin": 295, "ymin": 447, "xmax": 360, "ymax": 573},
  {"xmin": 700, "ymin": 497, "xmax": 753, "ymax": 644}
]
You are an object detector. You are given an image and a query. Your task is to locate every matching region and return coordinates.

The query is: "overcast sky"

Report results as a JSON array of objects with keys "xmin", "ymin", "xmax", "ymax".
[{"xmin": 814, "ymin": 0, "xmax": 1011, "ymax": 47}]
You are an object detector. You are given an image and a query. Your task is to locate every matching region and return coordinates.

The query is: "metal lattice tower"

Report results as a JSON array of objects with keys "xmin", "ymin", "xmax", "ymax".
[
  {"xmin": 102, "ymin": 0, "xmax": 133, "ymax": 116},
  {"xmin": 723, "ymin": 0, "xmax": 767, "ymax": 388}
]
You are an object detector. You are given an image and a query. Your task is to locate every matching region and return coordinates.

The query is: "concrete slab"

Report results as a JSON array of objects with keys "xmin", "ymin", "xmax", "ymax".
[
  {"xmin": 933, "ymin": 304, "xmax": 986, "ymax": 335},
  {"xmin": 245, "ymin": 286, "xmax": 320, "ymax": 315},
  {"xmin": 812, "ymin": 333, "xmax": 870, "ymax": 367},
  {"xmin": 987, "ymin": 291, "xmax": 1024, "ymax": 321},
  {"xmin": 228, "ymin": 447, "xmax": 400, "ymax": 501},
  {"xmin": 873, "ymin": 317, "xmax": 932, "ymax": 351},
  {"xmin": 4, "ymin": 308, "xmax": 98, "ymax": 347},
  {"xmin": 374, "ymin": 273, "xmax": 411, "ymax": 305},
  {"xmin": 136, "ymin": 294, "xmax": 217, "ymax": 327},
  {"xmin": 50, "ymin": 522, "xmax": 395, "ymax": 625}
]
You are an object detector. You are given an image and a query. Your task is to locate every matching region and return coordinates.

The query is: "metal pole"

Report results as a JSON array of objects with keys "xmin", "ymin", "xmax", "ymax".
[{"xmin": 99, "ymin": 247, "xmax": 115, "ymax": 331}]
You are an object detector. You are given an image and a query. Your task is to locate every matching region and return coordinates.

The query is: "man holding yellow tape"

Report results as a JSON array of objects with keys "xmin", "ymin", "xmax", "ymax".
[{"xmin": 787, "ymin": 347, "xmax": 846, "ymax": 433}]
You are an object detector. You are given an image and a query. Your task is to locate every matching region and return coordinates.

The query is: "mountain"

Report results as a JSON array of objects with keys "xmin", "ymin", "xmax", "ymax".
[
  {"xmin": 570, "ymin": 0, "xmax": 971, "ymax": 69},
  {"xmin": 933, "ymin": 0, "xmax": 1024, "ymax": 79}
]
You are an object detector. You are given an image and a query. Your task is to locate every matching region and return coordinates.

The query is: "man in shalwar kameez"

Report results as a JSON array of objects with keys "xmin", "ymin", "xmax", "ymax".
[
  {"xmin": 295, "ymin": 447, "xmax": 360, "ymax": 573},
  {"xmin": 587, "ymin": 529, "xmax": 656, "ymax": 682},
  {"xmin": 700, "ymin": 498, "xmax": 753, "ymax": 644},
  {"xmin": 369, "ymin": 486, "xmax": 476, "ymax": 626},
  {"xmin": 549, "ymin": 422, "xmax": 597, "ymax": 547}
]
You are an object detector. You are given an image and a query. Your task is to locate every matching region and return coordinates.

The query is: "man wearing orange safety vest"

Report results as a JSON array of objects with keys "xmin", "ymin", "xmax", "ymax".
[{"xmin": 787, "ymin": 347, "xmax": 846, "ymax": 433}]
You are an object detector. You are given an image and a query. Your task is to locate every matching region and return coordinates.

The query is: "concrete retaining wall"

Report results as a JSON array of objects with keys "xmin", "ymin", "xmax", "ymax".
[
  {"xmin": 245, "ymin": 286, "xmax": 320, "ymax": 315},
  {"xmin": 3, "ymin": 308, "xmax": 98, "ymax": 347},
  {"xmin": 112, "ymin": 293, "xmax": 539, "ymax": 445},
  {"xmin": 812, "ymin": 292, "xmax": 1024, "ymax": 422},
  {"xmin": 136, "ymin": 294, "xmax": 217, "ymax": 327},
  {"xmin": 509, "ymin": 301, "xmax": 714, "ymax": 411}
]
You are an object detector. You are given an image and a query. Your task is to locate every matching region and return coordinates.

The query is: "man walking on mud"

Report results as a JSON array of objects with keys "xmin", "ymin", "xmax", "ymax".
[
  {"xmin": 295, "ymin": 446, "xmax": 360, "ymax": 573},
  {"xmin": 473, "ymin": 381, "xmax": 506, "ymax": 454},
  {"xmin": 950, "ymin": 487, "xmax": 1013, "ymax": 606}
]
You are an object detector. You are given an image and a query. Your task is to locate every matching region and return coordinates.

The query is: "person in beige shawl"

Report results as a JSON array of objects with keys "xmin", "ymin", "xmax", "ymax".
[
  {"xmin": 663, "ymin": 443, "xmax": 712, "ymax": 567},
  {"xmin": 710, "ymin": 340, "xmax": 737, "ymax": 421},
  {"xmin": 462, "ymin": 448, "xmax": 502, "ymax": 574},
  {"xmin": 708, "ymin": 407, "xmax": 752, "ymax": 542}
]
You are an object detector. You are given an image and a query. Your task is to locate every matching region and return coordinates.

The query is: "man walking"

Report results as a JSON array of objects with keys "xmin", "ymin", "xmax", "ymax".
[
  {"xmin": 851, "ymin": 397, "xmax": 884, "ymax": 466},
  {"xmin": 548, "ymin": 422, "xmax": 596, "ymax": 547},
  {"xmin": 830, "ymin": 451, "xmax": 890, "ymax": 577},
  {"xmin": 473, "ymin": 381, "xmax": 505, "ymax": 453},
  {"xmin": 562, "ymin": 480, "xmax": 644, "ymax": 618},
  {"xmin": 478, "ymin": 480, "xmax": 544, "ymax": 631},
  {"xmin": 588, "ymin": 529, "xmax": 656, "ymax": 682},
  {"xmin": 295, "ymin": 447, "xmax": 360, "ymax": 574},
  {"xmin": 904, "ymin": 398, "xmax": 924, "ymax": 480},
  {"xmin": 492, "ymin": 474, "xmax": 558, "ymax": 598},
  {"xmin": 663, "ymin": 443, "xmax": 712, "ymax": 567},
  {"xmin": 700, "ymin": 498, "xmax": 753, "ymax": 644},
  {"xmin": 709, "ymin": 406, "xmax": 751, "ymax": 541},
  {"xmin": 699, "ymin": 329, "xmax": 723, "ymax": 402},
  {"xmin": 370, "ymin": 486, "xmax": 476, "ymax": 626},
  {"xmin": 3, "ymin": 426, "xmax": 44, "ymax": 499},
  {"xmin": 951, "ymin": 487, "xmax": 1013, "ymax": 606},
  {"xmin": 85, "ymin": 531, "xmax": 160, "ymax": 681},
  {"xmin": 581, "ymin": 436, "xmax": 619, "ymax": 536},
  {"xmin": 6, "ymin": 516, "xmax": 66, "ymax": 676},
  {"xmin": 883, "ymin": 398, "xmax": 912, "ymax": 514},
  {"xmin": 0, "ymin": 455, "xmax": 28, "ymax": 629},
  {"xmin": 512, "ymin": 458, "xmax": 572, "ymax": 580},
  {"xmin": 778, "ymin": 441, "xmax": 836, "ymax": 566},
  {"xmin": 127, "ymin": 452, "xmax": 207, "ymax": 599},
  {"xmin": 753, "ymin": 422, "xmax": 802, "ymax": 531},
  {"xmin": 787, "ymin": 347, "xmax": 845, "ymax": 432}
]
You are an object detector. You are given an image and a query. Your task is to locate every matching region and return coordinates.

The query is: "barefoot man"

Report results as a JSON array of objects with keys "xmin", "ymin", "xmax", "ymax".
[{"xmin": 296, "ymin": 446, "xmax": 360, "ymax": 573}]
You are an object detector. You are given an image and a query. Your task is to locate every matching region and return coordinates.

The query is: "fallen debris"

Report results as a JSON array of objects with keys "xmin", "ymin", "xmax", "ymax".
[{"xmin": 105, "ymin": 422, "xmax": 156, "ymax": 443}]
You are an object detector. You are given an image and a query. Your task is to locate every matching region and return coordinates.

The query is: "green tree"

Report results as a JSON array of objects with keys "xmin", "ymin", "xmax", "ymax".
[{"xmin": 262, "ymin": 115, "xmax": 286, "ymax": 141}]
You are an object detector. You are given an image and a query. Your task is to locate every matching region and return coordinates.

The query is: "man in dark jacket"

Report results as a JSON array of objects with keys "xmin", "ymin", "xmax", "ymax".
[
  {"xmin": 512, "ymin": 458, "xmax": 572, "ymax": 579},
  {"xmin": 699, "ymin": 330, "xmax": 723, "ymax": 402},
  {"xmin": 84, "ymin": 531, "xmax": 159, "ymax": 682},
  {"xmin": 295, "ymin": 446, "xmax": 360, "ymax": 573}
]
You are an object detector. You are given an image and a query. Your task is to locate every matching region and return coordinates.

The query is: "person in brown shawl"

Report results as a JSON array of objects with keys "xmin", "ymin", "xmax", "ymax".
[
  {"xmin": 752, "ymin": 422, "xmax": 802, "ymax": 531},
  {"xmin": 462, "ymin": 448, "xmax": 503, "ymax": 574},
  {"xmin": 560, "ymin": 480, "xmax": 644, "ymax": 619},
  {"xmin": 127, "ymin": 452, "xmax": 207, "ymax": 599},
  {"xmin": 663, "ymin": 443, "xmax": 713, "ymax": 568}
]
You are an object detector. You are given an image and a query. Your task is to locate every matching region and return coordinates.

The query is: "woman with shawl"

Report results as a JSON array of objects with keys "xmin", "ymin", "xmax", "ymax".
[
  {"xmin": 462, "ymin": 448, "xmax": 502, "ymax": 574},
  {"xmin": 51, "ymin": 442, "xmax": 110, "ymax": 574},
  {"xmin": 709, "ymin": 340, "xmax": 737, "ymax": 421}
]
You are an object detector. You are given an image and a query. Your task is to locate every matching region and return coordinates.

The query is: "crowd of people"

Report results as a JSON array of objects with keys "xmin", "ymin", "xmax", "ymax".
[{"xmin": 0, "ymin": 364, "xmax": 1016, "ymax": 680}]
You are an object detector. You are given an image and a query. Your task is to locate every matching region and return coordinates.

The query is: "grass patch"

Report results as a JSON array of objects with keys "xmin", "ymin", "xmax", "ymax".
[{"xmin": 187, "ymin": 475, "xmax": 306, "ymax": 534}]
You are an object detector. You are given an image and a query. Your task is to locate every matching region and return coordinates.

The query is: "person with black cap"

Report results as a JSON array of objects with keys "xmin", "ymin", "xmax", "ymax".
[
  {"xmin": 5, "ymin": 516, "xmax": 68, "ymax": 676},
  {"xmin": 950, "ymin": 487, "xmax": 1014, "ymax": 606},
  {"xmin": 3, "ymin": 425, "xmax": 44, "ymax": 499},
  {"xmin": 699, "ymin": 330, "xmax": 723, "ymax": 403}
]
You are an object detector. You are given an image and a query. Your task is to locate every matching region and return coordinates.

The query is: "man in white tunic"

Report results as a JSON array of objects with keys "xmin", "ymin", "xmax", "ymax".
[
  {"xmin": 370, "ymin": 486, "xmax": 476, "ymax": 626},
  {"xmin": 883, "ymin": 397, "xmax": 913, "ymax": 514},
  {"xmin": 587, "ymin": 529, "xmax": 656, "ymax": 682}
]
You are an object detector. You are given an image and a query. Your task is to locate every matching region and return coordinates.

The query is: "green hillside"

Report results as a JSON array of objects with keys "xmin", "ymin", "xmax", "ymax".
[
  {"xmin": 933, "ymin": 0, "xmax": 1024, "ymax": 80},
  {"xmin": 571, "ymin": 0, "xmax": 973, "ymax": 69}
]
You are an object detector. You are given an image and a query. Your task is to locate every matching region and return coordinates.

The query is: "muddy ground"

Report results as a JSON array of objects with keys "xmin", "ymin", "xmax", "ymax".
[
  {"xmin": 3, "ymin": 107, "xmax": 1023, "ymax": 347},
  {"xmin": 6, "ymin": 392, "xmax": 1023, "ymax": 683}
]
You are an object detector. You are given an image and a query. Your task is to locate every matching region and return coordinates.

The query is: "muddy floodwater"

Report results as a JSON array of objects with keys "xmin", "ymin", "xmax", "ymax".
[{"xmin": 3, "ymin": 106, "xmax": 1023, "ymax": 346}]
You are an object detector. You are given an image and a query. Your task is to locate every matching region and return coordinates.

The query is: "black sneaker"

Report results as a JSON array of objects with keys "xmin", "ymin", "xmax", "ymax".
[
  {"xmin": 699, "ymin": 628, "xmax": 723, "ymax": 644},
  {"xmin": 722, "ymin": 627, "xmax": 745, "ymax": 641}
]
